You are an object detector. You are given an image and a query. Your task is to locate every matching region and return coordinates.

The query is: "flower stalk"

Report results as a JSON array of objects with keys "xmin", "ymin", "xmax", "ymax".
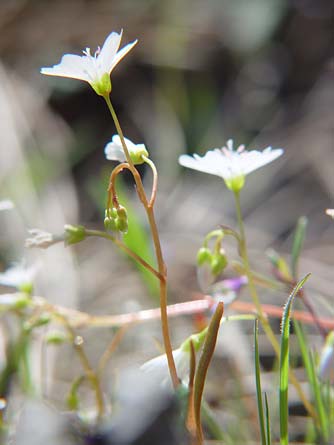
[
  {"xmin": 103, "ymin": 95, "xmax": 179, "ymax": 388},
  {"xmin": 233, "ymin": 191, "xmax": 317, "ymax": 421}
]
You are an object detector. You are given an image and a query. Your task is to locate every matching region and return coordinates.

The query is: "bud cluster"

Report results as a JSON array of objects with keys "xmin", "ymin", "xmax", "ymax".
[
  {"xmin": 104, "ymin": 205, "xmax": 128, "ymax": 234},
  {"xmin": 197, "ymin": 245, "xmax": 228, "ymax": 277}
]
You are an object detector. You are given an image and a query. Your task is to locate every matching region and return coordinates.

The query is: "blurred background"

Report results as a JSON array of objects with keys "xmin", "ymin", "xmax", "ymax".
[{"xmin": 0, "ymin": 0, "xmax": 334, "ymax": 441}]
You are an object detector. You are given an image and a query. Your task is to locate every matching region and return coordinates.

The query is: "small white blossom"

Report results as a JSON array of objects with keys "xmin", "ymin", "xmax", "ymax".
[
  {"xmin": 179, "ymin": 139, "xmax": 283, "ymax": 192},
  {"xmin": 41, "ymin": 30, "xmax": 137, "ymax": 96},
  {"xmin": 0, "ymin": 263, "xmax": 39, "ymax": 289},
  {"xmin": 140, "ymin": 348, "xmax": 189, "ymax": 384},
  {"xmin": 326, "ymin": 209, "xmax": 334, "ymax": 219},
  {"xmin": 25, "ymin": 229, "xmax": 61, "ymax": 249},
  {"xmin": 104, "ymin": 135, "xmax": 149, "ymax": 165}
]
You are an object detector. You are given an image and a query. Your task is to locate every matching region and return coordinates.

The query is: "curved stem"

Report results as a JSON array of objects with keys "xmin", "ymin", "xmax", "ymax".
[
  {"xmin": 107, "ymin": 162, "xmax": 130, "ymax": 209},
  {"xmin": 102, "ymin": 96, "xmax": 178, "ymax": 388},
  {"xmin": 142, "ymin": 155, "xmax": 158, "ymax": 207},
  {"xmin": 85, "ymin": 229, "xmax": 162, "ymax": 281},
  {"xmin": 233, "ymin": 191, "xmax": 317, "ymax": 421}
]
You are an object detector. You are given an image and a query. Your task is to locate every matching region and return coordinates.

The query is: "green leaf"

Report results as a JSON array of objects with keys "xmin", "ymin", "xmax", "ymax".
[
  {"xmin": 308, "ymin": 351, "xmax": 329, "ymax": 441},
  {"xmin": 279, "ymin": 274, "xmax": 311, "ymax": 445},
  {"xmin": 254, "ymin": 319, "xmax": 267, "ymax": 445},
  {"xmin": 264, "ymin": 393, "xmax": 271, "ymax": 445}
]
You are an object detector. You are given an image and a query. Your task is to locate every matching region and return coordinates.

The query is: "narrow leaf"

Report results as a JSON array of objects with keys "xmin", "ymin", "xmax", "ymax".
[
  {"xmin": 280, "ymin": 274, "xmax": 311, "ymax": 445},
  {"xmin": 194, "ymin": 301, "xmax": 224, "ymax": 443},
  {"xmin": 254, "ymin": 319, "xmax": 267, "ymax": 445},
  {"xmin": 264, "ymin": 393, "xmax": 271, "ymax": 445}
]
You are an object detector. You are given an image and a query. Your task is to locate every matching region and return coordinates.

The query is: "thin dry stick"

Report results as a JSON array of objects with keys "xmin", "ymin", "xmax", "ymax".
[
  {"xmin": 30, "ymin": 294, "xmax": 334, "ymax": 331},
  {"xmin": 97, "ymin": 325, "xmax": 131, "ymax": 377}
]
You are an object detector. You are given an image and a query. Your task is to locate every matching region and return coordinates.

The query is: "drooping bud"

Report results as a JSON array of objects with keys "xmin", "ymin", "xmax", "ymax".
[
  {"xmin": 196, "ymin": 247, "xmax": 212, "ymax": 266},
  {"xmin": 115, "ymin": 217, "xmax": 128, "ymax": 233},
  {"xmin": 64, "ymin": 225, "xmax": 86, "ymax": 246},
  {"xmin": 210, "ymin": 249, "xmax": 228, "ymax": 276}
]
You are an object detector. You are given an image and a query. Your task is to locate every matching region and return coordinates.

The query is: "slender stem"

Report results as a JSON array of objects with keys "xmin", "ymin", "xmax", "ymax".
[
  {"xmin": 97, "ymin": 325, "xmax": 130, "ymax": 377},
  {"xmin": 85, "ymin": 229, "xmax": 162, "ymax": 280},
  {"xmin": 142, "ymin": 155, "xmax": 158, "ymax": 207},
  {"xmin": 233, "ymin": 191, "xmax": 317, "ymax": 421},
  {"xmin": 107, "ymin": 162, "xmax": 130, "ymax": 209},
  {"xmin": 102, "ymin": 96, "xmax": 178, "ymax": 388},
  {"xmin": 64, "ymin": 322, "xmax": 104, "ymax": 419},
  {"xmin": 103, "ymin": 96, "xmax": 147, "ymax": 206}
]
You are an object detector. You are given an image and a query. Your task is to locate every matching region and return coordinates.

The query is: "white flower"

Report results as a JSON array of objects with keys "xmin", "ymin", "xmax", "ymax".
[
  {"xmin": 0, "ymin": 200, "xmax": 14, "ymax": 211},
  {"xmin": 326, "ymin": 209, "xmax": 334, "ymax": 219},
  {"xmin": 104, "ymin": 135, "xmax": 149, "ymax": 165},
  {"xmin": 41, "ymin": 30, "xmax": 137, "ymax": 96},
  {"xmin": 0, "ymin": 263, "xmax": 39, "ymax": 289},
  {"xmin": 140, "ymin": 348, "xmax": 189, "ymax": 384},
  {"xmin": 179, "ymin": 139, "xmax": 283, "ymax": 192}
]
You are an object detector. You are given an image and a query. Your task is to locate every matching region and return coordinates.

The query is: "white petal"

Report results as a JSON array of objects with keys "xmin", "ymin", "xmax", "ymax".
[
  {"xmin": 41, "ymin": 54, "xmax": 91, "ymax": 81},
  {"xmin": 109, "ymin": 40, "xmax": 138, "ymax": 72},
  {"xmin": 98, "ymin": 31, "xmax": 123, "ymax": 72},
  {"xmin": 179, "ymin": 153, "xmax": 223, "ymax": 178},
  {"xmin": 241, "ymin": 148, "xmax": 283, "ymax": 175},
  {"xmin": 141, "ymin": 348, "xmax": 188, "ymax": 384},
  {"xmin": 104, "ymin": 141, "xmax": 126, "ymax": 162}
]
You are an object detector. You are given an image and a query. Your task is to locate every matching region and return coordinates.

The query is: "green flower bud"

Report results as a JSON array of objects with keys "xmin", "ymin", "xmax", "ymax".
[
  {"xmin": 11, "ymin": 294, "xmax": 31, "ymax": 310},
  {"xmin": 18, "ymin": 282, "xmax": 34, "ymax": 296},
  {"xmin": 197, "ymin": 247, "xmax": 212, "ymax": 266},
  {"xmin": 45, "ymin": 330, "xmax": 67, "ymax": 345},
  {"xmin": 104, "ymin": 216, "xmax": 117, "ymax": 231},
  {"xmin": 115, "ymin": 217, "xmax": 128, "ymax": 234},
  {"xmin": 116, "ymin": 205, "xmax": 128, "ymax": 221},
  {"xmin": 64, "ymin": 225, "xmax": 86, "ymax": 246},
  {"xmin": 211, "ymin": 250, "xmax": 228, "ymax": 276}
]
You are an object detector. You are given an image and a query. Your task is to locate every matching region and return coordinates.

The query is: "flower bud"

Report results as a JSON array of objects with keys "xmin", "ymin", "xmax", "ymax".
[
  {"xmin": 45, "ymin": 330, "xmax": 67, "ymax": 345},
  {"xmin": 104, "ymin": 216, "xmax": 117, "ymax": 231},
  {"xmin": 210, "ymin": 250, "xmax": 228, "ymax": 276},
  {"xmin": 115, "ymin": 217, "xmax": 128, "ymax": 234},
  {"xmin": 116, "ymin": 205, "xmax": 128, "ymax": 221},
  {"xmin": 64, "ymin": 225, "xmax": 86, "ymax": 246},
  {"xmin": 196, "ymin": 247, "xmax": 212, "ymax": 266}
]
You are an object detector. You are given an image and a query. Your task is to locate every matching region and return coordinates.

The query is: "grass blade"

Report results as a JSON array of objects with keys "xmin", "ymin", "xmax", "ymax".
[
  {"xmin": 279, "ymin": 274, "xmax": 311, "ymax": 445},
  {"xmin": 264, "ymin": 393, "xmax": 271, "ymax": 445},
  {"xmin": 308, "ymin": 350, "xmax": 329, "ymax": 441},
  {"xmin": 254, "ymin": 319, "xmax": 267, "ymax": 445}
]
